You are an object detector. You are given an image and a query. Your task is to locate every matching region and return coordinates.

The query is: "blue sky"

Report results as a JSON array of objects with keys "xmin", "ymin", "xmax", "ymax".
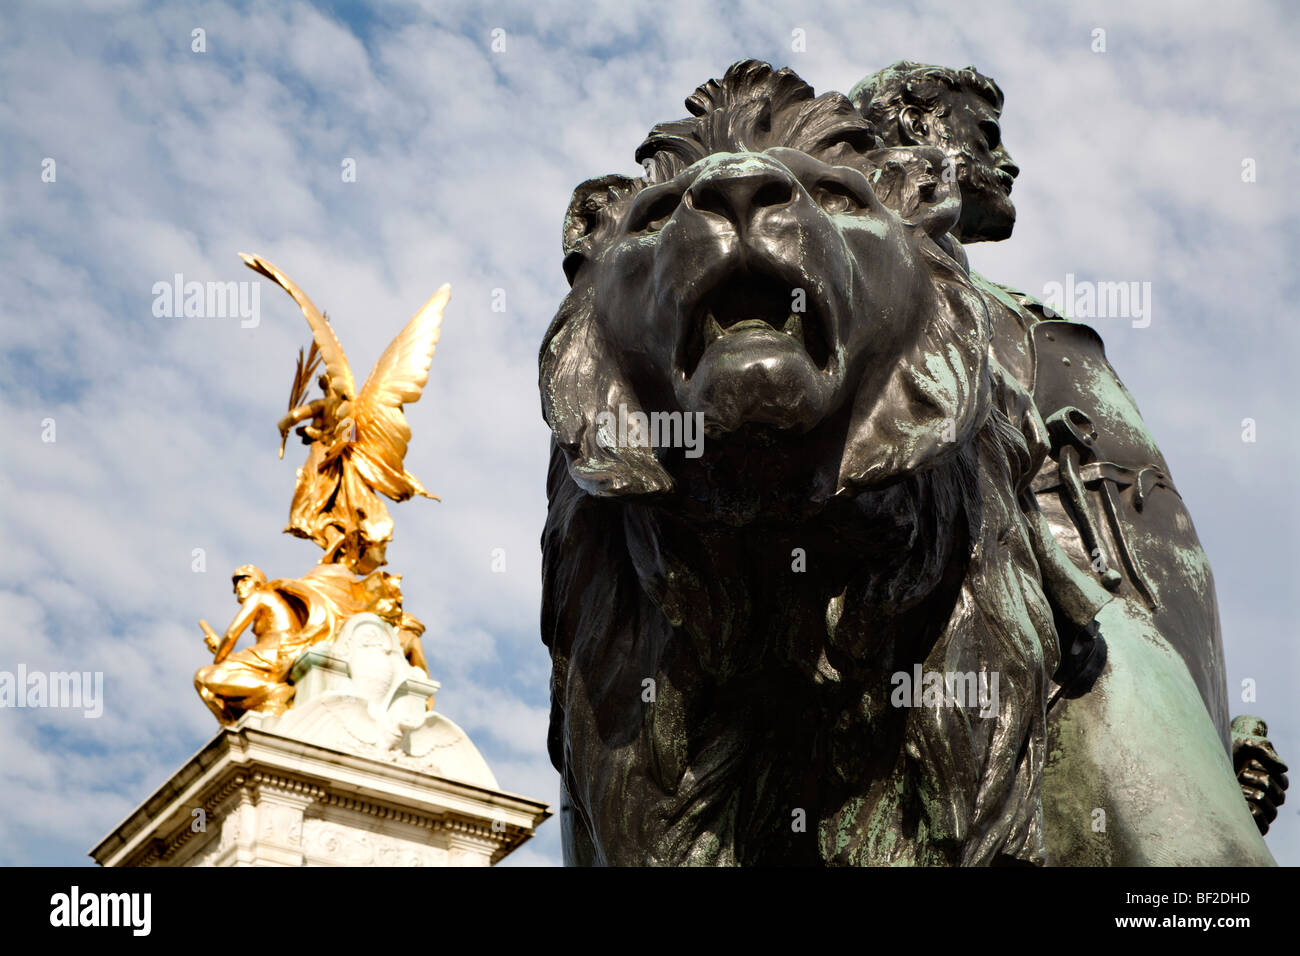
[{"xmin": 0, "ymin": 0, "xmax": 1296, "ymax": 867}]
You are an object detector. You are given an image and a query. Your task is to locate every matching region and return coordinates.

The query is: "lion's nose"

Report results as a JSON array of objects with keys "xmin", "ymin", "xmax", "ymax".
[{"xmin": 686, "ymin": 162, "xmax": 796, "ymax": 233}]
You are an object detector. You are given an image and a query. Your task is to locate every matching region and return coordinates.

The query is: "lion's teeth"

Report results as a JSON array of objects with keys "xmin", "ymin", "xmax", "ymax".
[
  {"xmin": 783, "ymin": 313, "xmax": 803, "ymax": 340},
  {"xmin": 705, "ymin": 312, "xmax": 724, "ymax": 344}
]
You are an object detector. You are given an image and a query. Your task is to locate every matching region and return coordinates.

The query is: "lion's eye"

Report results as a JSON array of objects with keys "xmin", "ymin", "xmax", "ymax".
[
  {"xmin": 813, "ymin": 182, "xmax": 861, "ymax": 215},
  {"xmin": 629, "ymin": 191, "xmax": 682, "ymax": 233}
]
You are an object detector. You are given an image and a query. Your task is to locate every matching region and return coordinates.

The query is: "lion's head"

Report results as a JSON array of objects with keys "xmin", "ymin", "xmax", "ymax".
[
  {"xmin": 539, "ymin": 61, "xmax": 1057, "ymax": 867},
  {"xmin": 542, "ymin": 60, "xmax": 990, "ymax": 507}
]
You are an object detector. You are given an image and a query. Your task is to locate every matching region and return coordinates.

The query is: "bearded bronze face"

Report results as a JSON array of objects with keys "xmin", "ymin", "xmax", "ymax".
[
  {"xmin": 918, "ymin": 88, "xmax": 1019, "ymax": 241},
  {"xmin": 851, "ymin": 63, "xmax": 1019, "ymax": 243}
]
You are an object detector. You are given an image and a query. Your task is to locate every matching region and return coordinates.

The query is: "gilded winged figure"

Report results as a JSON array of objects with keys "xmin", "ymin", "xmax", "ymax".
[{"xmin": 239, "ymin": 253, "xmax": 448, "ymax": 574}]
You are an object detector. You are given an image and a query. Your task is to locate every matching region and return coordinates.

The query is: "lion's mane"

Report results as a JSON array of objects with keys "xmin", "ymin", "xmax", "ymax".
[{"xmin": 540, "ymin": 61, "xmax": 1059, "ymax": 866}]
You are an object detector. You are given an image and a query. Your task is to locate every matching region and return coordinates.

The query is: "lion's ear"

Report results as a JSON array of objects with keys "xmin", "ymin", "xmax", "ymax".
[
  {"xmin": 562, "ymin": 174, "xmax": 642, "ymax": 286},
  {"xmin": 865, "ymin": 146, "xmax": 962, "ymax": 241},
  {"xmin": 540, "ymin": 284, "xmax": 675, "ymax": 498}
]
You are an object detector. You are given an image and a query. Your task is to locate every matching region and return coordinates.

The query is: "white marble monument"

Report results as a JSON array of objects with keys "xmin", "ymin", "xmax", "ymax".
[{"xmin": 91, "ymin": 614, "xmax": 550, "ymax": 866}]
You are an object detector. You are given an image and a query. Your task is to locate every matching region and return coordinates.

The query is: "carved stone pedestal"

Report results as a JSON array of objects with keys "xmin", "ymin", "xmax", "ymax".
[{"xmin": 90, "ymin": 614, "xmax": 550, "ymax": 866}]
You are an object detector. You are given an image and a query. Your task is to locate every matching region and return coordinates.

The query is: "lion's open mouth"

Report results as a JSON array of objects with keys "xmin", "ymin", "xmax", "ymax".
[{"xmin": 681, "ymin": 271, "xmax": 830, "ymax": 377}]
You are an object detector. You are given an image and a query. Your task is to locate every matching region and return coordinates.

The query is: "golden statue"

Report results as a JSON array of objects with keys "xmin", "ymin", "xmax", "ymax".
[
  {"xmin": 240, "ymin": 252, "xmax": 448, "ymax": 576},
  {"xmin": 193, "ymin": 255, "xmax": 450, "ymax": 725},
  {"xmin": 194, "ymin": 563, "xmax": 425, "ymax": 723}
]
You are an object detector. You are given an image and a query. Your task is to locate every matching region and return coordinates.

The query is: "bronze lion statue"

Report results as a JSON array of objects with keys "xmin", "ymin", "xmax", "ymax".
[{"xmin": 539, "ymin": 61, "xmax": 1070, "ymax": 865}]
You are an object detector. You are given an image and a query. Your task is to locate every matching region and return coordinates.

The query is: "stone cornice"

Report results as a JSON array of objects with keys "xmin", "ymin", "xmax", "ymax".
[{"xmin": 90, "ymin": 719, "xmax": 550, "ymax": 867}]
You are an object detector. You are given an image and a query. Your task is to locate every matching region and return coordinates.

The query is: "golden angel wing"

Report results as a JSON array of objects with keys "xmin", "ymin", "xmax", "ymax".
[
  {"xmin": 239, "ymin": 252, "xmax": 356, "ymax": 400},
  {"xmin": 350, "ymin": 284, "xmax": 450, "ymax": 501}
]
